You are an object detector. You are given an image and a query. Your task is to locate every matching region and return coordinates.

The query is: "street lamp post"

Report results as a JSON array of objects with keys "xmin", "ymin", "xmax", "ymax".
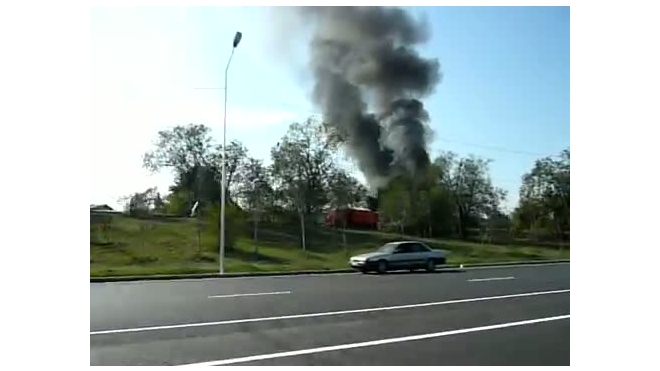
[{"xmin": 220, "ymin": 31, "xmax": 242, "ymax": 275}]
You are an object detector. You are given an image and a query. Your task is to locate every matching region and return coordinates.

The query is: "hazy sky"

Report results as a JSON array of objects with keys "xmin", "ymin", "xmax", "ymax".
[{"xmin": 90, "ymin": 6, "xmax": 569, "ymax": 211}]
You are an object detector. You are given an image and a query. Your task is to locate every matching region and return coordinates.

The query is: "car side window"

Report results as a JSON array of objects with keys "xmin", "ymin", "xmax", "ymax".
[
  {"xmin": 394, "ymin": 244, "xmax": 413, "ymax": 254},
  {"xmin": 412, "ymin": 244, "xmax": 431, "ymax": 253}
]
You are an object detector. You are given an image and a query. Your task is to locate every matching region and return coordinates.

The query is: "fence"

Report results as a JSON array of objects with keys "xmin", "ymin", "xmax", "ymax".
[{"xmin": 90, "ymin": 209, "xmax": 569, "ymax": 276}]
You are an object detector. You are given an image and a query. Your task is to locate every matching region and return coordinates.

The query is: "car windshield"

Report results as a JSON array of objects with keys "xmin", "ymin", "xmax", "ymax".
[{"xmin": 377, "ymin": 243, "xmax": 398, "ymax": 254}]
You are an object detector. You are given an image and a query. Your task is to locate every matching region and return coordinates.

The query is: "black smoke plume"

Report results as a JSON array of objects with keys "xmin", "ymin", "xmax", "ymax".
[{"xmin": 285, "ymin": 7, "xmax": 442, "ymax": 189}]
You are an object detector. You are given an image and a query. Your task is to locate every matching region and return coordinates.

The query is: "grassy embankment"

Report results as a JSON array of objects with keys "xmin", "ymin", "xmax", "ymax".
[{"xmin": 90, "ymin": 214, "xmax": 569, "ymax": 277}]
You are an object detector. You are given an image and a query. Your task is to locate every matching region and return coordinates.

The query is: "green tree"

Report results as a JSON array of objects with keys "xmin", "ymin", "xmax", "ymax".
[
  {"xmin": 209, "ymin": 140, "xmax": 249, "ymax": 205},
  {"xmin": 163, "ymin": 189, "xmax": 193, "ymax": 216},
  {"xmin": 143, "ymin": 124, "xmax": 249, "ymax": 208},
  {"xmin": 119, "ymin": 187, "xmax": 161, "ymax": 216},
  {"xmin": 204, "ymin": 203, "xmax": 245, "ymax": 253},
  {"xmin": 327, "ymin": 168, "xmax": 367, "ymax": 248},
  {"xmin": 237, "ymin": 157, "xmax": 273, "ymax": 255},
  {"xmin": 378, "ymin": 176, "xmax": 413, "ymax": 234},
  {"xmin": 153, "ymin": 192, "xmax": 165, "ymax": 213},
  {"xmin": 270, "ymin": 118, "xmax": 337, "ymax": 251},
  {"xmin": 436, "ymin": 152, "xmax": 507, "ymax": 239},
  {"xmin": 143, "ymin": 124, "xmax": 214, "ymax": 175},
  {"xmin": 377, "ymin": 163, "xmax": 456, "ymax": 238},
  {"xmin": 143, "ymin": 124, "xmax": 215, "ymax": 211},
  {"xmin": 427, "ymin": 184, "xmax": 456, "ymax": 237},
  {"xmin": 515, "ymin": 149, "xmax": 570, "ymax": 240}
]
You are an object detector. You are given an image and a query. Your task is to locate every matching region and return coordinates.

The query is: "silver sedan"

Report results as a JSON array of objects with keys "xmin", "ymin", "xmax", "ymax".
[{"xmin": 349, "ymin": 241, "xmax": 449, "ymax": 274}]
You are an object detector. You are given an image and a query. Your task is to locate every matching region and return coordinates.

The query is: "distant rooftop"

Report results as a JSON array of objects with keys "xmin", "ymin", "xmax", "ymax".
[{"xmin": 90, "ymin": 204, "xmax": 114, "ymax": 211}]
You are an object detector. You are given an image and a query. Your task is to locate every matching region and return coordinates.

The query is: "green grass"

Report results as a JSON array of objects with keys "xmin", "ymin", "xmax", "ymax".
[{"xmin": 90, "ymin": 215, "xmax": 569, "ymax": 277}]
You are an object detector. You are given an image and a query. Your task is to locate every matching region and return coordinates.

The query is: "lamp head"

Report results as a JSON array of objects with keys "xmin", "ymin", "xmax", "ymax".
[{"xmin": 233, "ymin": 32, "xmax": 242, "ymax": 48}]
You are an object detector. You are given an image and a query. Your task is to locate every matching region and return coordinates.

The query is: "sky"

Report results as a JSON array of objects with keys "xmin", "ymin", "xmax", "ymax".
[{"xmin": 90, "ymin": 6, "xmax": 570, "ymax": 212}]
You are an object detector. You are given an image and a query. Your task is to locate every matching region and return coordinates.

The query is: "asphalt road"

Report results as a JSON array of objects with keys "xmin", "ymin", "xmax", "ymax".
[{"xmin": 90, "ymin": 262, "xmax": 570, "ymax": 365}]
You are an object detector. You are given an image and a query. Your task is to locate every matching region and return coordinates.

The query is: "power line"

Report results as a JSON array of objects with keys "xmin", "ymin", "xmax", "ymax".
[
  {"xmin": 435, "ymin": 137, "xmax": 561, "ymax": 157},
  {"xmin": 198, "ymin": 96, "xmax": 565, "ymax": 159},
  {"xmin": 271, "ymin": 102, "xmax": 564, "ymax": 159}
]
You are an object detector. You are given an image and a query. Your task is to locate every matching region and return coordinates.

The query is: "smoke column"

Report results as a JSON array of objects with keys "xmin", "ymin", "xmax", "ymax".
[{"xmin": 283, "ymin": 7, "xmax": 442, "ymax": 189}]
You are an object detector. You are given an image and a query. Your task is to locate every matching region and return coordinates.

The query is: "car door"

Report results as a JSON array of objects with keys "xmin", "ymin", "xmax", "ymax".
[
  {"xmin": 391, "ymin": 243, "xmax": 415, "ymax": 269},
  {"xmin": 409, "ymin": 243, "xmax": 432, "ymax": 268}
]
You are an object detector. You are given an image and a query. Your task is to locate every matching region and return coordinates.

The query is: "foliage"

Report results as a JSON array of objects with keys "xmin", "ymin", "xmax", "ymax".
[
  {"xmin": 163, "ymin": 189, "xmax": 193, "ymax": 216},
  {"xmin": 438, "ymin": 152, "xmax": 507, "ymax": 238},
  {"xmin": 210, "ymin": 140, "xmax": 249, "ymax": 203},
  {"xmin": 119, "ymin": 187, "xmax": 164, "ymax": 216},
  {"xmin": 143, "ymin": 124, "xmax": 214, "ymax": 175},
  {"xmin": 237, "ymin": 157, "xmax": 273, "ymax": 216},
  {"xmin": 94, "ymin": 117, "xmax": 571, "ymax": 277},
  {"xmin": 269, "ymin": 118, "xmax": 337, "ymax": 215},
  {"xmin": 327, "ymin": 168, "xmax": 367, "ymax": 209},
  {"xmin": 513, "ymin": 149, "xmax": 570, "ymax": 240},
  {"xmin": 377, "ymin": 151, "xmax": 507, "ymax": 238},
  {"xmin": 129, "ymin": 117, "xmax": 567, "ymax": 247},
  {"xmin": 378, "ymin": 175, "xmax": 413, "ymax": 234},
  {"xmin": 143, "ymin": 124, "xmax": 249, "ymax": 207},
  {"xmin": 204, "ymin": 202, "xmax": 246, "ymax": 251}
]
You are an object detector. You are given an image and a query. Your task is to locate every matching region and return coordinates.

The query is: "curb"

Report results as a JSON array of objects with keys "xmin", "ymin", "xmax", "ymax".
[
  {"xmin": 90, "ymin": 269, "xmax": 355, "ymax": 283},
  {"xmin": 90, "ymin": 259, "xmax": 569, "ymax": 283}
]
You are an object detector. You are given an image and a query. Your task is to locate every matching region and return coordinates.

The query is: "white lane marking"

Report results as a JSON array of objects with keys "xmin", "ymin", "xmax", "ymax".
[
  {"xmin": 306, "ymin": 272, "xmax": 358, "ymax": 277},
  {"xmin": 179, "ymin": 314, "xmax": 571, "ymax": 366},
  {"xmin": 468, "ymin": 276, "xmax": 516, "ymax": 282},
  {"xmin": 462, "ymin": 262, "xmax": 569, "ymax": 271},
  {"xmin": 90, "ymin": 288, "xmax": 569, "ymax": 336},
  {"xmin": 208, "ymin": 291, "xmax": 291, "ymax": 299},
  {"xmin": 92, "ymin": 262, "xmax": 569, "ymax": 285}
]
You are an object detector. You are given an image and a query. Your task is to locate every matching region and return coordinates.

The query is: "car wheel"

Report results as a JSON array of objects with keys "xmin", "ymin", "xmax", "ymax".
[
  {"xmin": 360, "ymin": 268, "xmax": 368, "ymax": 274},
  {"xmin": 377, "ymin": 260, "xmax": 388, "ymax": 274},
  {"xmin": 426, "ymin": 259, "xmax": 436, "ymax": 272}
]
